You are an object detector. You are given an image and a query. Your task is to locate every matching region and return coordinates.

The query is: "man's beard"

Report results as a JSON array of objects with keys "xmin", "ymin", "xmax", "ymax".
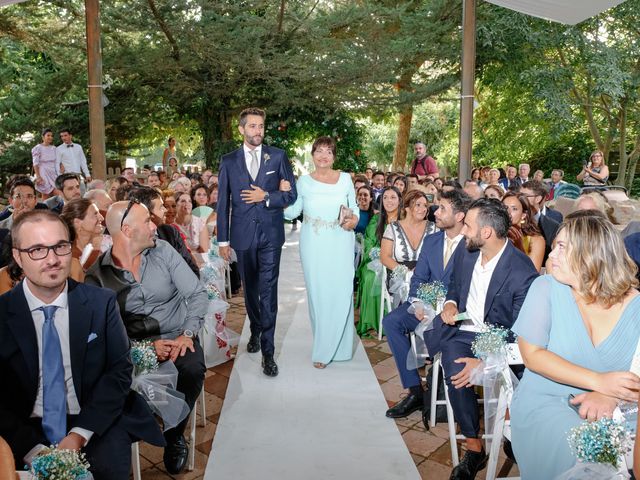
[
  {"xmin": 246, "ymin": 134, "xmax": 263, "ymax": 147},
  {"xmin": 465, "ymin": 233, "xmax": 483, "ymax": 251}
]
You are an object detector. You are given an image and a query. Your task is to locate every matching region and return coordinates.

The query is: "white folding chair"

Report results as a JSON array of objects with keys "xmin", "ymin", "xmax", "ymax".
[
  {"xmin": 428, "ymin": 353, "xmax": 448, "ymax": 429},
  {"xmin": 378, "ymin": 270, "xmax": 392, "ymax": 340},
  {"xmin": 439, "ymin": 343, "xmax": 522, "ymax": 471},
  {"xmin": 131, "ymin": 442, "xmax": 141, "ymax": 480},
  {"xmin": 225, "ymin": 264, "xmax": 232, "ymax": 299},
  {"xmin": 483, "ymin": 343, "xmax": 523, "ymax": 480}
]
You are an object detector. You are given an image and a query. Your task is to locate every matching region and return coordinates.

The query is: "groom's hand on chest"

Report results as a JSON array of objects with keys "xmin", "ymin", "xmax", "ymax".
[{"xmin": 241, "ymin": 185, "xmax": 267, "ymax": 204}]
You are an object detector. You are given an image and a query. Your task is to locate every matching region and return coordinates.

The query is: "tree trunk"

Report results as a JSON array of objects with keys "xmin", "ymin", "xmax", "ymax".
[
  {"xmin": 614, "ymin": 104, "xmax": 627, "ymax": 186},
  {"xmin": 199, "ymin": 97, "xmax": 234, "ymax": 171},
  {"xmin": 392, "ymin": 105, "xmax": 413, "ymax": 172}
]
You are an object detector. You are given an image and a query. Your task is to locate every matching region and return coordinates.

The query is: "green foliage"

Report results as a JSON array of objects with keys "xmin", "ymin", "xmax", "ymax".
[{"xmin": 264, "ymin": 109, "xmax": 367, "ymax": 172}]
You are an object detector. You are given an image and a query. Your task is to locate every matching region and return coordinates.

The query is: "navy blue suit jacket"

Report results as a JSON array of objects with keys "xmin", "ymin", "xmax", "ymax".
[
  {"xmin": 624, "ymin": 232, "xmax": 640, "ymax": 279},
  {"xmin": 0, "ymin": 280, "xmax": 162, "ymax": 462},
  {"xmin": 445, "ymin": 241, "xmax": 538, "ymax": 331},
  {"xmin": 217, "ymin": 144, "xmax": 297, "ymax": 250},
  {"xmin": 409, "ymin": 231, "xmax": 465, "ymax": 297}
]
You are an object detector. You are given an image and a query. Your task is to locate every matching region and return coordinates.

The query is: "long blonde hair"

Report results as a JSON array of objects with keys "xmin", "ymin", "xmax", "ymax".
[{"xmin": 560, "ymin": 212, "xmax": 637, "ymax": 307}]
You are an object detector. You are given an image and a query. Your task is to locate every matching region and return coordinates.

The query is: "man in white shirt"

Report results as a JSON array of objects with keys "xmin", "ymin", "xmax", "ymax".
[
  {"xmin": 438, "ymin": 199, "xmax": 538, "ymax": 480},
  {"xmin": 56, "ymin": 129, "xmax": 91, "ymax": 183},
  {"xmin": 0, "ymin": 210, "xmax": 163, "ymax": 479}
]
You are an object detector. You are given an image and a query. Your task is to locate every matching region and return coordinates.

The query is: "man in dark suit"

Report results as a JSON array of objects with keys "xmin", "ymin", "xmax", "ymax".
[
  {"xmin": 521, "ymin": 180, "xmax": 562, "ymax": 260},
  {"xmin": 438, "ymin": 199, "xmax": 538, "ymax": 480},
  {"xmin": 498, "ymin": 165, "xmax": 519, "ymax": 191},
  {"xmin": 382, "ymin": 189, "xmax": 472, "ymax": 422},
  {"xmin": 217, "ymin": 107, "xmax": 297, "ymax": 377},
  {"xmin": 0, "ymin": 210, "xmax": 163, "ymax": 479}
]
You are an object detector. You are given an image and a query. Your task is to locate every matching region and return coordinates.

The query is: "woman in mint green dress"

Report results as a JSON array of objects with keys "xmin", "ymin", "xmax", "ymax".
[
  {"xmin": 284, "ymin": 136, "xmax": 359, "ymax": 369},
  {"xmin": 511, "ymin": 213, "xmax": 640, "ymax": 479}
]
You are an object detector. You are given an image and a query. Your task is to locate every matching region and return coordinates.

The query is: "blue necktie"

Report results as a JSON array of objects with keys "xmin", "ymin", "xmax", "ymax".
[{"xmin": 39, "ymin": 305, "xmax": 67, "ymax": 444}]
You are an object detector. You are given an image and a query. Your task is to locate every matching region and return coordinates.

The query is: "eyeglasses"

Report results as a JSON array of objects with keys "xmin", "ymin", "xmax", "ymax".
[
  {"xmin": 12, "ymin": 193, "xmax": 36, "ymax": 201},
  {"xmin": 14, "ymin": 241, "xmax": 72, "ymax": 260},
  {"xmin": 121, "ymin": 198, "xmax": 141, "ymax": 228}
]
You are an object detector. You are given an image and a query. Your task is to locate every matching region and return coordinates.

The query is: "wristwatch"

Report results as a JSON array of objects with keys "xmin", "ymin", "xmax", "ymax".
[
  {"xmin": 182, "ymin": 329, "xmax": 194, "ymax": 339},
  {"xmin": 263, "ymin": 191, "xmax": 270, "ymax": 203}
]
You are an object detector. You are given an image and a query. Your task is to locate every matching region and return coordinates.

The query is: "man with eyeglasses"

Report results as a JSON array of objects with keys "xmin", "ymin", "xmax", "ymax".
[
  {"xmin": 0, "ymin": 210, "xmax": 164, "ymax": 479},
  {"xmin": 0, "ymin": 177, "xmax": 40, "ymax": 230},
  {"xmin": 85, "ymin": 200, "xmax": 207, "ymax": 475},
  {"xmin": 520, "ymin": 180, "xmax": 563, "ymax": 261}
]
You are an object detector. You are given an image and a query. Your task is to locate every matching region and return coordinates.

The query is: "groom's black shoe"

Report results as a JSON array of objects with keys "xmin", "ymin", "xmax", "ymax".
[
  {"xmin": 262, "ymin": 354, "xmax": 278, "ymax": 377},
  {"xmin": 385, "ymin": 393, "xmax": 422, "ymax": 418},
  {"xmin": 449, "ymin": 448, "xmax": 487, "ymax": 480},
  {"xmin": 247, "ymin": 333, "xmax": 261, "ymax": 353},
  {"xmin": 163, "ymin": 434, "xmax": 188, "ymax": 474}
]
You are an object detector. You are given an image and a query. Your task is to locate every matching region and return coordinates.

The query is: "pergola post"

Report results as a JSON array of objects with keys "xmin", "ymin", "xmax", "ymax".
[
  {"xmin": 85, "ymin": 0, "xmax": 106, "ymax": 180},
  {"xmin": 458, "ymin": 0, "xmax": 476, "ymax": 181}
]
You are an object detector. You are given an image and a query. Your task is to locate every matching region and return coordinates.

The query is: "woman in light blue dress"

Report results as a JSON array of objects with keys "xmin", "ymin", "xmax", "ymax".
[
  {"xmin": 284, "ymin": 136, "xmax": 359, "ymax": 368},
  {"xmin": 510, "ymin": 212, "xmax": 640, "ymax": 479}
]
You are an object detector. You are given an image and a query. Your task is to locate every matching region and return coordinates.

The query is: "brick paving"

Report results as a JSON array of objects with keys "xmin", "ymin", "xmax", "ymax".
[{"xmin": 135, "ymin": 292, "xmax": 519, "ymax": 479}]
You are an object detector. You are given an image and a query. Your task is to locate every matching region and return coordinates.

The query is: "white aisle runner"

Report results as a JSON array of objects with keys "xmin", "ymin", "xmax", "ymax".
[{"xmin": 204, "ymin": 229, "xmax": 420, "ymax": 480}]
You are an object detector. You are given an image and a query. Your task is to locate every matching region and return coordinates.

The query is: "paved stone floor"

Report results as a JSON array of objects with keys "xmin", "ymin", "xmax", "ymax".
[{"xmin": 136, "ymin": 292, "xmax": 519, "ymax": 479}]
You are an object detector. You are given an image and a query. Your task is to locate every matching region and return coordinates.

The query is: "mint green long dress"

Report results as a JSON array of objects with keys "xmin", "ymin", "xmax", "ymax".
[
  {"xmin": 284, "ymin": 172, "xmax": 359, "ymax": 364},
  {"xmin": 355, "ymin": 214, "xmax": 384, "ymax": 336}
]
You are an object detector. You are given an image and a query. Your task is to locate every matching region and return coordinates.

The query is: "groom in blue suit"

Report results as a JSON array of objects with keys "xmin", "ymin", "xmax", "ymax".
[
  {"xmin": 217, "ymin": 107, "xmax": 297, "ymax": 377},
  {"xmin": 383, "ymin": 189, "xmax": 472, "ymax": 421}
]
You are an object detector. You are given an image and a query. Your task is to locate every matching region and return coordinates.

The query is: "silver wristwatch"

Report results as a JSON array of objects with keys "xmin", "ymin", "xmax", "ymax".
[{"xmin": 182, "ymin": 329, "xmax": 194, "ymax": 339}]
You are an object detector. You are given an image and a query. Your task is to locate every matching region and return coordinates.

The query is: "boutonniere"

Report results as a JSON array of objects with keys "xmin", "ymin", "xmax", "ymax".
[{"xmin": 263, "ymin": 153, "xmax": 271, "ymax": 164}]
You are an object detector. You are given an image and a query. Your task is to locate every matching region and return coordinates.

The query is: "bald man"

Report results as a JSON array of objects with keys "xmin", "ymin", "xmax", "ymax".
[{"xmin": 85, "ymin": 201, "xmax": 208, "ymax": 475}]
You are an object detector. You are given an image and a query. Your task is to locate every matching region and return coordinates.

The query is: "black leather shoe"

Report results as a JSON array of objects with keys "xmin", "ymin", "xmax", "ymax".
[
  {"xmin": 262, "ymin": 354, "xmax": 278, "ymax": 377},
  {"xmin": 503, "ymin": 439, "xmax": 516, "ymax": 463},
  {"xmin": 163, "ymin": 435, "xmax": 188, "ymax": 475},
  {"xmin": 385, "ymin": 393, "xmax": 423, "ymax": 418},
  {"xmin": 449, "ymin": 449, "xmax": 488, "ymax": 480},
  {"xmin": 247, "ymin": 333, "xmax": 261, "ymax": 353}
]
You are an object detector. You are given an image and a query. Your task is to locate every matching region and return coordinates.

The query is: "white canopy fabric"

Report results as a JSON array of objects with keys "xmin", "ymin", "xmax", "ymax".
[
  {"xmin": 485, "ymin": 0, "xmax": 626, "ymax": 24},
  {"xmin": 0, "ymin": 0, "xmax": 27, "ymax": 6}
]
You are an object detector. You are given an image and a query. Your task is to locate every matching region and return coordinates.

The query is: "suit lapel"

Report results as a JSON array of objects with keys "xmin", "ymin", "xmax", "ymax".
[
  {"xmin": 68, "ymin": 281, "xmax": 92, "ymax": 402},
  {"xmin": 483, "ymin": 243, "xmax": 512, "ymax": 319},
  {"xmin": 6, "ymin": 283, "xmax": 39, "ymax": 399},
  {"xmin": 434, "ymin": 232, "xmax": 445, "ymax": 278},
  {"xmin": 236, "ymin": 147, "xmax": 251, "ymax": 184}
]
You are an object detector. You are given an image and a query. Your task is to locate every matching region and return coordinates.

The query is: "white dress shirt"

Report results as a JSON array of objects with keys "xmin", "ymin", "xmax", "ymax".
[
  {"xmin": 23, "ymin": 281, "xmax": 93, "ymax": 451},
  {"xmin": 56, "ymin": 142, "xmax": 90, "ymax": 177},
  {"xmin": 456, "ymin": 240, "xmax": 509, "ymax": 333},
  {"xmin": 243, "ymin": 144, "xmax": 262, "ymax": 175}
]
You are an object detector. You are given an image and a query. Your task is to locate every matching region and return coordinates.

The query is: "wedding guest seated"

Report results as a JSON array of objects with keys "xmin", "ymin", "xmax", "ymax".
[
  {"xmin": 115, "ymin": 182, "xmax": 134, "ymax": 201},
  {"xmin": 0, "ymin": 235, "xmax": 22, "ymax": 295},
  {"xmin": 106, "ymin": 176, "xmax": 127, "ymax": 202},
  {"xmin": 355, "ymin": 186, "xmax": 374, "ymax": 235},
  {"xmin": 463, "ymin": 180, "xmax": 483, "ymax": 200},
  {"xmin": 393, "ymin": 176, "xmax": 407, "ymax": 195},
  {"xmin": 174, "ymin": 191, "xmax": 209, "ymax": 253},
  {"xmin": 353, "ymin": 175, "xmax": 369, "ymax": 191},
  {"xmin": 483, "ymin": 184, "xmax": 504, "ymax": 200},
  {"xmin": 520, "ymin": 180, "xmax": 562, "ymax": 260},
  {"xmin": 574, "ymin": 190, "xmax": 617, "ymax": 224},
  {"xmin": 60, "ymin": 199, "xmax": 105, "ymax": 282},
  {"xmin": 441, "ymin": 180, "xmax": 462, "ymax": 192},
  {"xmin": 502, "ymin": 192, "xmax": 545, "ymax": 271},
  {"xmin": 577, "ymin": 150, "xmax": 609, "ymax": 186},
  {"xmin": 0, "ymin": 177, "xmax": 39, "ymax": 230},
  {"xmin": 356, "ymin": 186, "xmax": 401, "ymax": 336},
  {"xmin": 83, "ymin": 188, "xmax": 113, "ymax": 219},
  {"xmin": 84, "ymin": 201, "xmax": 207, "ymax": 475},
  {"xmin": 533, "ymin": 169, "xmax": 545, "ymax": 182},
  {"xmin": 406, "ymin": 174, "xmax": 419, "ymax": 191},
  {"xmin": 511, "ymin": 211, "xmax": 640, "ymax": 479},
  {"xmin": 434, "ymin": 177, "xmax": 445, "ymax": 191},
  {"xmin": 381, "ymin": 190, "xmax": 431, "ymax": 306},
  {"xmin": 382, "ymin": 189, "xmax": 471, "ymax": 424},
  {"xmin": 437, "ymin": 199, "xmax": 538, "ymax": 480},
  {"xmin": 191, "ymin": 183, "xmax": 217, "ymax": 238},
  {"xmin": 486, "ymin": 168, "xmax": 501, "ymax": 187},
  {"xmin": 0, "ymin": 210, "xmax": 164, "ymax": 479},
  {"xmin": 423, "ymin": 181, "xmax": 439, "ymax": 200},
  {"xmin": 128, "ymin": 186, "xmax": 199, "ymax": 278},
  {"xmin": 44, "ymin": 173, "xmax": 82, "ymax": 214}
]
